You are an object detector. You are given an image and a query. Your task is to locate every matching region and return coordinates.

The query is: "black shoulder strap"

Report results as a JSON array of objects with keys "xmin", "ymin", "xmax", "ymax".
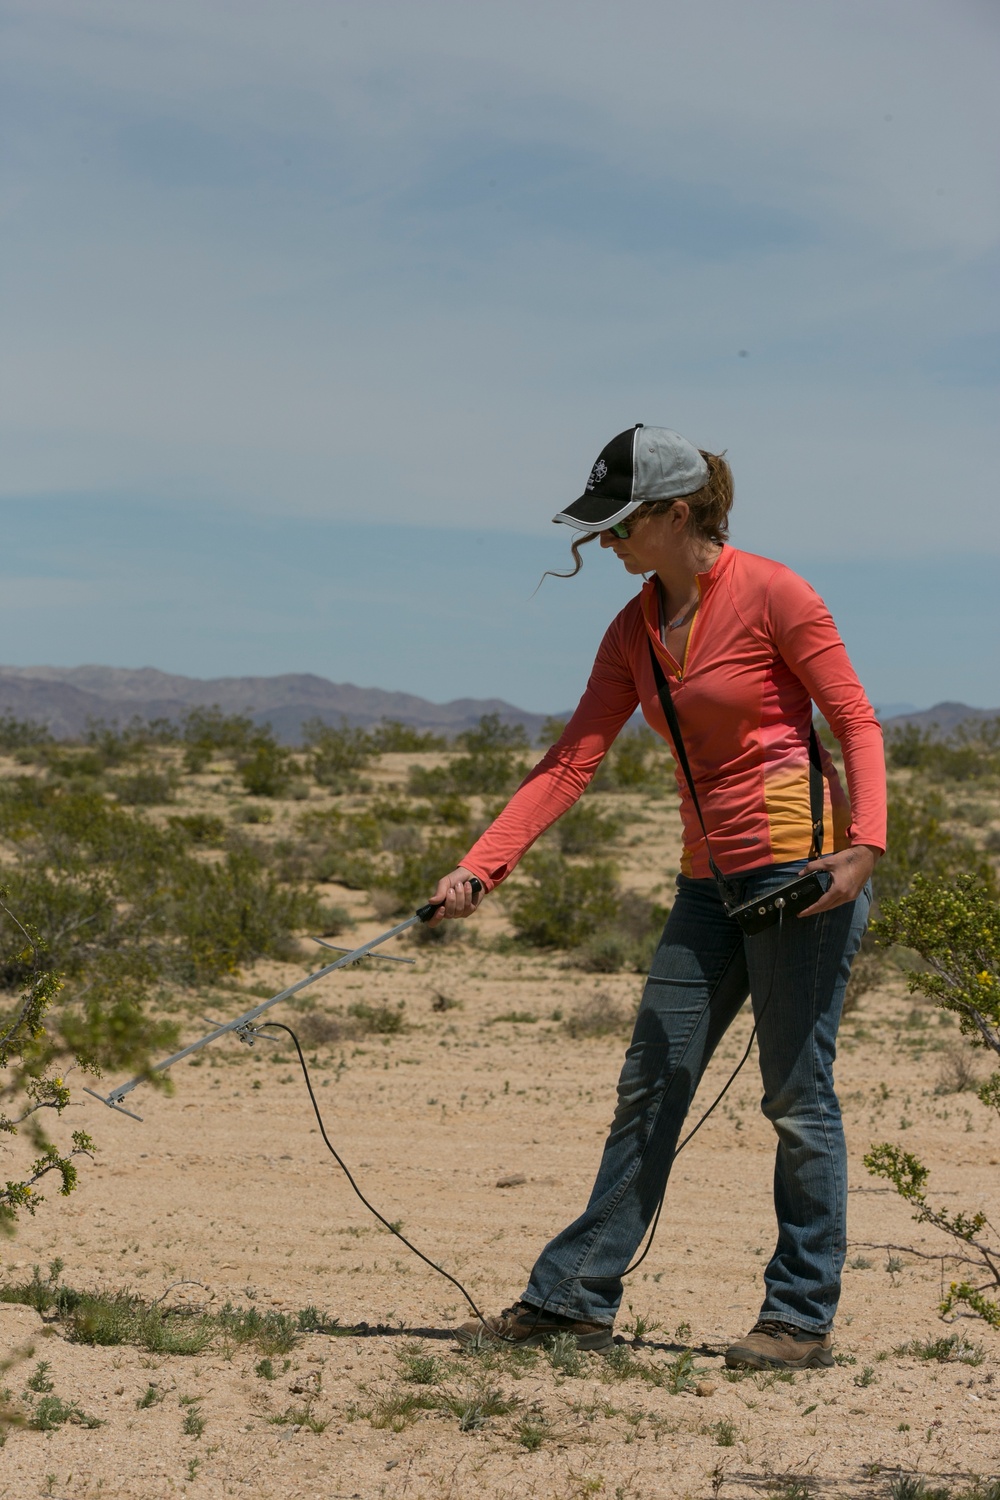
[
  {"xmin": 806, "ymin": 720, "xmax": 825, "ymax": 861},
  {"xmin": 646, "ymin": 642, "xmax": 825, "ymax": 880}
]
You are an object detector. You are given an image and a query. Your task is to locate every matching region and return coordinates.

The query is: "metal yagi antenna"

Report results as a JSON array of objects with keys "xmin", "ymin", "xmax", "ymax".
[{"xmin": 84, "ymin": 881, "xmax": 481, "ymax": 1122}]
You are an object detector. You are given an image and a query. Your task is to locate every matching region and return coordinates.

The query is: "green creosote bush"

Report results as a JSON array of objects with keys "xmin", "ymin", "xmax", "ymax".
[
  {"xmin": 505, "ymin": 850, "xmax": 666, "ymax": 967},
  {"xmin": 0, "ymin": 714, "xmax": 53, "ymax": 754},
  {"xmin": 537, "ymin": 716, "xmax": 567, "ymax": 747},
  {"xmin": 875, "ymin": 790, "xmax": 997, "ymax": 908},
  {"xmin": 593, "ymin": 723, "xmax": 671, "ymax": 794},
  {"xmin": 886, "ymin": 716, "xmax": 1000, "ymax": 781},
  {"xmin": 239, "ymin": 730, "xmax": 292, "ymax": 798},
  {"xmin": 866, "ymin": 873, "xmax": 1000, "ymax": 1326},
  {"xmin": 370, "ymin": 832, "xmax": 476, "ymax": 926},
  {"xmin": 368, "ymin": 720, "xmax": 446, "ymax": 754},
  {"xmin": 285, "ymin": 807, "xmax": 382, "ymax": 889},
  {"xmin": 0, "ymin": 734, "xmax": 318, "ymax": 1236},
  {"xmin": 408, "ymin": 714, "xmax": 529, "ymax": 799},
  {"xmin": 166, "ymin": 812, "xmax": 228, "ymax": 845},
  {"xmin": 303, "ymin": 718, "xmax": 375, "ymax": 794},
  {"xmin": 0, "ymin": 782, "xmax": 319, "ymax": 985},
  {"xmin": 179, "ymin": 707, "xmax": 256, "ymax": 773},
  {"xmin": 545, "ymin": 799, "xmax": 624, "ymax": 856},
  {"xmin": 112, "ymin": 767, "xmax": 178, "ymax": 806},
  {"xmin": 573, "ymin": 895, "xmax": 670, "ymax": 973},
  {"xmin": 505, "ymin": 851, "xmax": 621, "ymax": 950}
]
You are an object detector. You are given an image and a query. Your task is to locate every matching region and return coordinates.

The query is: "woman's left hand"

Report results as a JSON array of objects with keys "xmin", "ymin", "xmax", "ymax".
[{"xmin": 799, "ymin": 844, "xmax": 880, "ymax": 916}]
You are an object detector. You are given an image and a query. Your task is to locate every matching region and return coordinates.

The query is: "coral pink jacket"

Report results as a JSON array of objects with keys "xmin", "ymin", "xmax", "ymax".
[{"xmin": 461, "ymin": 546, "xmax": 886, "ymax": 888}]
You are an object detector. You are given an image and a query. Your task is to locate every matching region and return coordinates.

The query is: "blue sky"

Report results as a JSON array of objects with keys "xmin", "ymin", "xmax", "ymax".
[{"xmin": 1, "ymin": 0, "xmax": 998, "ymax": 711}]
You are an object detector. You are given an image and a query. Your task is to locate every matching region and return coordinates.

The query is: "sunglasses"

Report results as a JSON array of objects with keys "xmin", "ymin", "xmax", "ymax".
[{"xmin": 605, "ymin": 518, "xmax": 634, "ymax": 539}]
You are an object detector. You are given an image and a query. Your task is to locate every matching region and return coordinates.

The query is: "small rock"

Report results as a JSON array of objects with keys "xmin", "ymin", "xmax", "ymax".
[
  {"xmin": 495, "ymin": 1173, "xmax": 527, "ymax": 1188},
  {"xmin": 386, "ymin": 1459, "xmax": 400, "ymax": 1470},
  {"xmin": 694, "ymin": 1381, "xmax": 717, "ymax": 1398}
]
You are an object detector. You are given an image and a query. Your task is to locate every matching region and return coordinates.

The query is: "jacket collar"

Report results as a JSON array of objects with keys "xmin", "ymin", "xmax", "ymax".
[{"xmin": 639, "ymin": 543, "xmax": 733, "ymax": 641}]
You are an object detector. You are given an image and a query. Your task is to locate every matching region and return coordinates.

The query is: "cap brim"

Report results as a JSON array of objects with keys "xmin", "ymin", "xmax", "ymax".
[{"xmin": 552, "ymin": 496, "xmax": 644, "ymax": 532}]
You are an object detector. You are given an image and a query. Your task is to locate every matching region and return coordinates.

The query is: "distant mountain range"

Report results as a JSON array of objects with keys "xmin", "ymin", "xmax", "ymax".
[
  {"xmin": 0, "ymin": 666, "xmax": 995, "ymax": 745},
  {"xmin": 876, "ymin": 701, "xmax": 1000, "ymax": 734},
  {"xmin": 0, "ymin": 665, "xmax": 564, "ymax": 744}
]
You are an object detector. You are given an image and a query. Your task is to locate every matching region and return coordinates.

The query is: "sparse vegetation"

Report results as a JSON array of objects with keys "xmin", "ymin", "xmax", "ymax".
[
  {"xmin": 0, "ymin": 1269, "xmax": 301, "ymax": 1356},
  {"xmin": 0, "ymin": 703, "xmax": 997, "ymax": 1486},
  {"xmin": 867, "ymin": 873, "xmax": 1000, "ymax": 1325}
]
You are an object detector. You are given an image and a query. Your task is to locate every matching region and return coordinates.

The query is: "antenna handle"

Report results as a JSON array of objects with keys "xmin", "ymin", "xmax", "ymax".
[{"xmin": 416, "ymin": 877, "xmax": 483, "ymax": 924}]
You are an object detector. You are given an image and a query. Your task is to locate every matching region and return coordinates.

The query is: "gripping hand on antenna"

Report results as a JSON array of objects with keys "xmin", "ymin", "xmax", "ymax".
[{"xmin": 427, "ymin": 868, "xmax": 484, "ymax": 926}]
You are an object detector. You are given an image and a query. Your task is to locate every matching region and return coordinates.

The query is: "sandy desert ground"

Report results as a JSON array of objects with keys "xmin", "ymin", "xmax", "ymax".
[{"xmin": 2, "ymin": 751, "xmax": 999, "ymax": 1499}]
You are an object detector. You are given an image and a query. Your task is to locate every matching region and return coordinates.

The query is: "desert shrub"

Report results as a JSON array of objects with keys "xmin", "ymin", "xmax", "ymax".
[
  {"xmin": 180, "ymin": 707, "xmax": 255, "ymax": 773},
  {"xmin": 409, "ymin": 714, "xmax": 529, "ymax": 799},
  {"xmin": 537, "ymin": 715, "xmax": 567, "ymax": 746},
  {"xmin": 423, "ymin": 794, "xmax": 472, "ymax": 827},
  {"xmin": 170, "ymin": 846, "xmax": 320, "ymax": 981},
  {"xmin": 573, "ymin": 895, "xmax": 669, "ymax": 973},
  {"xmin": 505, "ymin": 851, "xmax": 621, "ymax": 949},
  {"xmin": 875, "ymin": 789, "xmax": 996, "ymax": 907},
  {"xmin": 84, "ymin": 717, "xmax": 163, "ymax": 768},
  {"xmin": 113, "ymin": 767, "xmax": 178, "ymax": 805},
  {"xmin": 167, "ymin": 813, "xmax": 227, "ymax": 845},
  {"xmin": 368, "ymin": 720, "xmax": 446, "ymax": 753},
  {"xmin": 303, "ymin": 718, "xmax": 375, "ymax": 793},
  {"xmin": 867, "ymin": 874, "xmax": 1000, "ymax": 1327},
  {"xmin": 283, "ymin": 807, "xmax": 385, "ymax": 888},
  {"xmin": 347, "ymin": 1000, "xmax": 406, "ymax": 1035},
  {"xmin": 0, "ymin": 714, "xmax": 52, "ymax": 752},
  {"xmin": 593, "ymin": 723, "xmax": 670, "ymax": 793},
  {"xmin": 548, "ymin": 799, "xmax": 623, "ymax": 856},
  {"xmin": 0, "ymin": 782, "xmax": 318, "ymax": 983},
  {"xmin": 371, "ymin": 833, "xmax": 475, "ymax": 918},
  {"xmin": 886, "ymin": 717, "xmax": 1000, "ymax": 780},
  {"xmin": 562, "ymin": 991, "xmax": 635, "ymax": 1039},
  {"xmin": 239, "ymin": 732, "xmax": 292, "ymax": 797}
]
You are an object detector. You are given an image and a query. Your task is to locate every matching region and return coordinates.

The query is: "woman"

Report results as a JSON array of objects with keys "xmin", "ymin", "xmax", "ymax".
[{"xmin": 429, "ymin": 424, "xmax": 884, "ymax": 1370}]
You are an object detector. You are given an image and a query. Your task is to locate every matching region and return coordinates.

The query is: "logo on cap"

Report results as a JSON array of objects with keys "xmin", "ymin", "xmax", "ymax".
[{"xmin": 586, "ymin": 459, "xmax": 608, "ymax": 492}]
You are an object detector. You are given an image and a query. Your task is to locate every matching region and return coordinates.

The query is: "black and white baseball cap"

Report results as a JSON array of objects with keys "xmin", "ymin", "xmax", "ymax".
[{"xmin": 553, "ymin": 424, "xmax": 709, "ymax": 532}]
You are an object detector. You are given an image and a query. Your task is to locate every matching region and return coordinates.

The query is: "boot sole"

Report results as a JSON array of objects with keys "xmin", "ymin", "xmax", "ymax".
[
  {"xmin": 725, "ymin": 1347, "xmax": 834, "ymax": 1371},
  {"xmin": 455, "ymin": 1324, "xmax": 613, "ymax": 1354}
]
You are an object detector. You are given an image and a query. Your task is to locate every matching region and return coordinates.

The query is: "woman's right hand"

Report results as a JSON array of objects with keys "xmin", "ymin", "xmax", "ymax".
[{"xmin": 426, "ymin": 867, "xmax": 483, "ymax": 927}]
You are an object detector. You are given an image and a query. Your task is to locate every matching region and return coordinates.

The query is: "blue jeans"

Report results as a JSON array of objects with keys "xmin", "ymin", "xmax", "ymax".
[{"xmin": 522, "ymin": 862, "xmax": 871, "ymax": 1333}]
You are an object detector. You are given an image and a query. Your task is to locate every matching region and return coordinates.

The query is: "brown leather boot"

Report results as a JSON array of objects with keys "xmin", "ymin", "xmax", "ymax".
[
  {"xmin": 454, "ymin": 1301, "xmax": 614, "ymax": 1353},
  {"xmin": 725, "ymin": 1318, "xmax": 834, "ymax": 1370}
]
